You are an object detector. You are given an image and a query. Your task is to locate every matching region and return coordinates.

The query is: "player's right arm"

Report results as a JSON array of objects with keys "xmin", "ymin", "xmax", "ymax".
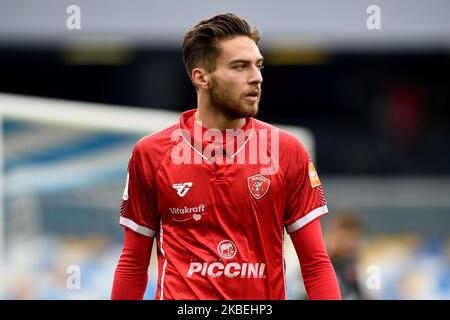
[
  {"xmin": 111, "ymin": 227, "xmax": 153, "ymax": 299},
  {"xmin": 111, "ymin": 141, "xmax": 160, "ymax": 299}
]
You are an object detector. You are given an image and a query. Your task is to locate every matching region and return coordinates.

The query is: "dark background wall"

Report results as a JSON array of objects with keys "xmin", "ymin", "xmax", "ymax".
[{"xmin": 1, "ymin": 47, "xmax": 449, "ymax": 174}]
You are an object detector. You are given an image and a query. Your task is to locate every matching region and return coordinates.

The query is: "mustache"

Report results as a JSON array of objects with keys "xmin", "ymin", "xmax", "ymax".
[{"xmin": 245, "ymin": 88, "xmax": 262, "ymax": 96}]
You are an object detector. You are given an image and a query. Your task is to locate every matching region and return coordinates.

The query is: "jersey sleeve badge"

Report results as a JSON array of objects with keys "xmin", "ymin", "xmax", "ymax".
[{"xmin": 308, "ymin": 162, "xmax": 322, "ymax": 188}]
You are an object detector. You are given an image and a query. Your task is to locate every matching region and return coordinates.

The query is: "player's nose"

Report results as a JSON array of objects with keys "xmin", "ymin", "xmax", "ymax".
[{"xmin": 248, "ymin": 67, "xmax": 263, "ymax": 85}]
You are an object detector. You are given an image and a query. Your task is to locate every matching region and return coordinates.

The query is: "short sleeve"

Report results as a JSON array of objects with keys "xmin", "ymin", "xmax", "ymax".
[
  {"xmin": 284, "ymin": 138, "xmax": 328, "ymax": 234},
  {"xmin": 119, "ymin": 143, "xmax": 159, "ymax": 237}
]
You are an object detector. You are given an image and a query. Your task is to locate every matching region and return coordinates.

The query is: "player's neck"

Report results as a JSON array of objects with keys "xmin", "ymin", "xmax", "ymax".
[{"xmin": 195, "ymin": 102, "xmax": 246, "ymax": 131}]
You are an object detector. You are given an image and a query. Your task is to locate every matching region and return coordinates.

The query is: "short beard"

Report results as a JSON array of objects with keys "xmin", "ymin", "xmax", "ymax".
[{"xmin": 208, "ymin": 76, "xmax": 260, "ymax": 120}]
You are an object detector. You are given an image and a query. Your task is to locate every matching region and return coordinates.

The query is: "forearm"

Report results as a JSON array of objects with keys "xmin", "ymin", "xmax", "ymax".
[
  {"xmin": 290, "ymin": 218, "xmax": 341, "ymax": 300},
  {"xmin": 111, "ymin": 227, "xmax": 153, "ymax": 300},
  {"xmin": 297, "ymin": 247, "xmax": 341, "ymax": 300}
]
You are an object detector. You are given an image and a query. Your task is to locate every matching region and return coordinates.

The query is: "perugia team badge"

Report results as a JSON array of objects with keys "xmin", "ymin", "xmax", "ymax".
[{"xmin": 247, "ymin": 174, "xmax": 270, "ymax": 200}]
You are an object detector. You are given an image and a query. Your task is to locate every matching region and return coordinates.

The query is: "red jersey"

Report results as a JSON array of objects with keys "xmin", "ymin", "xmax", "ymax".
[{"xmin": 118, "ymin": 109, "xmax": 328, "ymax": 299}]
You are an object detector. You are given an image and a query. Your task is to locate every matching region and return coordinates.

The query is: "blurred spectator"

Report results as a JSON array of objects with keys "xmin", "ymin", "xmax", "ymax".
[
  {"xmin": 386, "ymin": 80, "xmax": 425, "ymax": 147},
  {"xmin": 325, "ymin": 210, "xmax": 367, "ymax": 300}
]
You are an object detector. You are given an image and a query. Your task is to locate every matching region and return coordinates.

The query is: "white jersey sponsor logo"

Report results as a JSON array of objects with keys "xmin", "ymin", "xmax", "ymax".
[
  {"xmin": 173, "ymin": 182, "xmax": 193, "ymax": 197},
  {"xmin": 217, "ymin": 239, "xmax": 237, "ymax": 259},
  {"xmin": 169, "ymin": 204, "xmax": 207, "ymax": 222},
  {"xmin": 169, "ymin": 204, "xmax": 206, "ymax": 215},
  {"xmin": 187, "ymin": 262, "xmax": 266, "ymax": 279}
]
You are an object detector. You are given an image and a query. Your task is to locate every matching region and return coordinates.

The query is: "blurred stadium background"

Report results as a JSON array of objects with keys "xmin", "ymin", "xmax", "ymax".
[{"xmin": 0, "ymin": 0, "xmax": 449, "ymax": 299}]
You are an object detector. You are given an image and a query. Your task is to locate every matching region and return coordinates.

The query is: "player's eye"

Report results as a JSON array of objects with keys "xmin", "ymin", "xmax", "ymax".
[
  {"xmin": 234, "ymin": 64, "xmax": 246, "ymax": 70},
  {"xmin": 257, "ymin": 64, "xmax": 265, "ymax": 71}
]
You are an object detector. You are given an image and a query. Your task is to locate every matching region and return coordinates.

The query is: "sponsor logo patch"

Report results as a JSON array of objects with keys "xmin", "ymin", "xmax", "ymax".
[
  {"xmin": 308, "ymin": 162, "xmax": 321, "ymax": 188},
  {"xmin": 217, "ymin": 239, "xmax": 237, "ymax": 260},
  {"xmin": 170, "ymin": 204, "xmax": 207, "ymax": 222}
]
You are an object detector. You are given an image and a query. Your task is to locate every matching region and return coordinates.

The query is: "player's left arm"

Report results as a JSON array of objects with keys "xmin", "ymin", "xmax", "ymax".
[
  {"xmin": 281, "ymin": 133, "xmax": 341, "ymax": 299},
  {"xmin": 290, "ymin": 218, "xmax": 342, "ymax": 300}
]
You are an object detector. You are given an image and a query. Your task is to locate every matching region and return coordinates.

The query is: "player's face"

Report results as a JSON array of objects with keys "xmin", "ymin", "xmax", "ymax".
[{"xmin": 208, "ymin": 36, "xmax": 263, "ymax": 120}]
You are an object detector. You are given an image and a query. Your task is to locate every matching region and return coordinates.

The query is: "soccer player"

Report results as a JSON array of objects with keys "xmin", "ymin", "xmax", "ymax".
[{"xmin": 111, "ymin": 13, "xmax": 341, "ymax": 300}]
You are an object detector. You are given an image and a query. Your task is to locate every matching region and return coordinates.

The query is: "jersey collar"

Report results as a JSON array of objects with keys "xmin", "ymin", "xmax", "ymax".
[{"xmin": 178, "ymin": 108, "xmax": 254, "ymax": 160}]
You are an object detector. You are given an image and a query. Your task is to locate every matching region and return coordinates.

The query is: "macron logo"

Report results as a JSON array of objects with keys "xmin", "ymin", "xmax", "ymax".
[{"xmin": 172, "ymin": 182, "xmax": 193, "ymax": 197}]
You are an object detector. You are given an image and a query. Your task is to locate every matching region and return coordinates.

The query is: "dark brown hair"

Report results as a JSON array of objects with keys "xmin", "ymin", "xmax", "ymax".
[
  {"xmin": 330, "ymin": 211, "xmax": 363, "ymax": 232},
  {"xmin": 182, "ymin": 13, "xmax": 260, "ymax": 82}
]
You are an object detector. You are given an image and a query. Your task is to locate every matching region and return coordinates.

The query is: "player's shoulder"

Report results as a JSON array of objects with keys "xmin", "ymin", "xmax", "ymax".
[
  {"xmin": 134, "ymin": 122, "xmax": 179, "ymax": 155},
  {"xmin": 252, "ymin": 118, "xmax": 308, "ymax": 153}
]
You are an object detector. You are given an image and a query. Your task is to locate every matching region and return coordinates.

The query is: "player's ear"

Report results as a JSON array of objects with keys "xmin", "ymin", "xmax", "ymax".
[{"xmin": 192, "ymin": 68, "xmax": 210, "ymax": 90}]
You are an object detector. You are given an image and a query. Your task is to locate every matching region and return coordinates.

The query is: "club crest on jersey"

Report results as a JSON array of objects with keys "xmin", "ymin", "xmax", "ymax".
[{"xmin": 247, "ymin": 174, "xmax": 270, "ymax": 200}]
